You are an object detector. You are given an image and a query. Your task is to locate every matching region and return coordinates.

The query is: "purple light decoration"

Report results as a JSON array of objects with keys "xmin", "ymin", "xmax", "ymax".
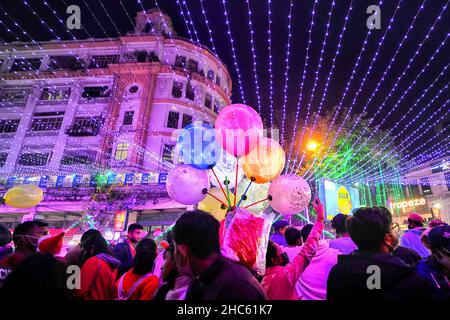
[
  {"xmin": 267, "ymin": 0, "xmax": 274, "ymax": 128},
  {"xmin": 221, "ymin": 0, "xmax": 246, "ymax": 103},
  {"xmin": 314, "ymin": 1, "xmax": 448, "ymax": 178},
  {"xmin": 245, "ymin": 0, "xmax": 262, "ymax": 113},
  {"xmin": 303, "ymin": 0, "xmax": 402, "ymax": 178},
  {"xmin": 280, "ymin": 0, "xmax": 294, "ymax": 146},
  {"xmin": 176, "ymin": 0, "xmax": 195, "ymax": 41},
  {"xmin": 182, "ymin": 0, "xmax": 200, "ymax": 44},
  {"xmin": 285, "ymin": 0, "xmax": 320, "ymax": 168},
  {"xmin": 199, "ymin": 0, "xmax": 218, "ymax": 55}
]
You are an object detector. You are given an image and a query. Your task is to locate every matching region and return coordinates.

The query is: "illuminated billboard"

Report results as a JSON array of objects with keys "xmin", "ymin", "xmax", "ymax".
[{"xmin": 319, "ymin": 179, "xmax": 360, "ymax": 220}]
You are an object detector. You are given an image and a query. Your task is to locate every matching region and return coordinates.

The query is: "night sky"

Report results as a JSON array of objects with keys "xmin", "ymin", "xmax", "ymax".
[{"xmin": 0, "ymin": 0, "xmax": 448, "ymax": 163}]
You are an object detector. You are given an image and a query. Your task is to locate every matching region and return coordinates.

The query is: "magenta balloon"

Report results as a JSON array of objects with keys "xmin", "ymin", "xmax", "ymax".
[
  {"xmin": 268, "ymin": 174, "xmax": 311, "ymax": 217},
  {"xmin": 215, "ymin": 104, "xmax": 263, "ymax": 157},
  {"xmin": 166, "ymin": 165, "xmax": 210, "ymax": 205}
]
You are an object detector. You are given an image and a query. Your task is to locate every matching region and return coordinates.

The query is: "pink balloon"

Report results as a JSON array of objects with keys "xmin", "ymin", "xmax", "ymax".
[
  {"xmin": 166, "ymin": 165, "xmax": 210, "ymax": 205},
  {"xmin": 268, "ymin": 174, "xmax": 311, "ymax": 217},
  {"xmin": 215, "ymin": 104, "xmax": 263, "ymax": 157}
]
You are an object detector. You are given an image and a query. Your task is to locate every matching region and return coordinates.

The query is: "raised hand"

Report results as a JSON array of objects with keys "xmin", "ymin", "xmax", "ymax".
[{"xmin": 311, "ymin": 197, "xmax": 324, "ymax": 222}]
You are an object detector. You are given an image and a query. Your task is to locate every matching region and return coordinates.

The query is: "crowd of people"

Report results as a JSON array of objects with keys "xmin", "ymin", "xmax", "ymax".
[{"xmin": 0, "ymin": 198, "xmax": 449, "ymax": 301}]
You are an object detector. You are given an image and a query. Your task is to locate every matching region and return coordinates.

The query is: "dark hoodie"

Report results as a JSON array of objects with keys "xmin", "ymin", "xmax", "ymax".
[{"xmin": 327, "ymin": 251, "xmax": 435, "ymax": 300}]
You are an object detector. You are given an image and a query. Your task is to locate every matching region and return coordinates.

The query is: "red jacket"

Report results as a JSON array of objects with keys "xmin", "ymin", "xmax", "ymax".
[
  {"xmin": 76, "ymin": 254, "xmax": 120, "ymax": 300},
  {"xmin": 115, "ymin": 269, "xmax": 159, "ymax": 300}
]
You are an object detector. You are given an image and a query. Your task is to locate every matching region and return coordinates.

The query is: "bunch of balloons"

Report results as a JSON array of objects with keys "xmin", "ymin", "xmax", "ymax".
[{"xmin": 166, "ymin": 103, "xmax": 312, "ymax": 221}]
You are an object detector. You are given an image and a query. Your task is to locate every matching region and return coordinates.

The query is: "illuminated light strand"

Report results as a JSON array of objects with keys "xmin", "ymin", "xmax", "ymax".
[
  {"xmin": 221, "ymin": 0, "xmax": 246, "ymax": 103},
  {"xmin": 285, "ymin": 0, "xmax": 319, "ymax": 166},
  {"xmin": 176, "ymin": 0, "xmax": 195, "ymax": 41},
  {"xmin": 316, "ymin": 2, "xmax": 448, "ymax": 179},
  {"xmin": 338, "ymin": 75, "xmax": 449, "ymax": 181},
  {"xmin": 280, "ymin": 0, "xmax": 294, "ymax": 146},
  {"xmin": 325, "ymin": 34, "xmax": 449, "ymax": 181},
  {"xmin": 303, "ymin": 0, "xmax": 402, "ymax": 178},
  {"xmin": 296, "ymin": 0, "xmax": 355, "ymax": 175},
  {"xmin": 289, "ymin": 0, "xmax": 347, "ymax": 173},
  {"xmin": 97, "ymin": 0, "xmax": 122, "ymax": 36},
  {"xmin": 267, "ymin": 0, "xmax": 274, "ymax": 127},
  {"xmin": 347, "ymin": 105, "xmax": 449, "ymax": 183},
  {"xmin": 80, "ymin": 0, "xmax": 110, "ymax": 38},
  {"xmin": 182, "ymin": 0, "xmax": 201, "ymax": 44},
  {"xmin": 199, "ymin": 0, "xmax": 218, "ymax": 55},
  {"xmin": 245, "ymin": 0, "xmax": 262, "ymax": 113},
  {"xmin": 22, "ymin": 0, "xmax": 61, "ymax": 40}
]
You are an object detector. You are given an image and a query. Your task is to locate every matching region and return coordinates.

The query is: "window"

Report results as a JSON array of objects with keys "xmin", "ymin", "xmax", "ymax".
[
  {"xmin": 30, "ymin": 117, "xmax": 63, "ymax": 131},
  {"xmin": 123, "ymin": 111, "xmax": 134, "ymax": 125},
  {"xmin": 199, "ymin": 70, "xmax": 205, "ymax": 77},
  {"xmin": 207, "ymin": 69, "xmax": 214, "ymax": 81},
  {"xmin": 216, "ymin": 76, "xmax": 221, "ymax": 86},
  {"xmin": 0, "ymin": 119, "xmax": 20, "ymax": 133},
  {"xmin": 186, "ymin": 83, "xmax": 195, "ymax": 101},
  {"xmin": 66, "ymin": 117, "xmax": 102, "ymax": 136},
  {"xmin": 182, "ymin": 114, "xmax": 193, "ymax": 128},
  {"xmin": 186, "ymin": 59, "xmax": 198, "ymax": 73},
  {"xmin": 0, "ymin": 88, "xmax": 31, "ymax": 102},
  {"xmin": 48, "ymin": 56, "xmax": 82, "ymax": 70},
  {"xmin": 0, "ymin": 153, "xmax": 7, "ymax": 167},
  {"xmin": 213, "ymin": 99, "xmax": 220, "ymax": 114},
  {"xmin": 420, "ymin": 178, "xmax": 432, "ymax": 195},
  {"xmin": 445, "ymin": 172, "xmax": 450, "ymax": 192},
  {"xmin": 18, "ymin": 152, "xmax": 51, "ymax": 166},
  {"xmin": 172, "ymin": 81, "xmax": 183, "ymax": 98},
  {"xmin": 115, "ymin": 143, "xmax": 129, "ymax": 160},
  {"xmin": 128, "ymin": 86, "xmax": 139, "ymax": 94},
  {"xmin": 175, "ymin": 55, "xmax": 186, "ymax": 68},
  {"xmin": 39, "ymin": 87, "xmax": 71, "ymax": 101},
  {"xmin": 10, "ymin": 58, "xmax": 42, "ymax": 72},
  {"xmin": 61, "ymin": 150, "xmax": 96, "ymax": 165},
  {"xmin": 88, "ymin": 55, "xmax": 119, "ymax": 69},
  {"xmin": 81, "ymin": 86, "xmax": 111, "ymax": 99},
  {"xmin": 162, "ymin": 144, "xmax": 175, "ymax": 163},
  {"xmin": 204, "ymin": 93, "xmax": 212, "ymax": 109},
  {"xmin": 167, "ymin": 111, "xmax": 179, "ymax": 129}
]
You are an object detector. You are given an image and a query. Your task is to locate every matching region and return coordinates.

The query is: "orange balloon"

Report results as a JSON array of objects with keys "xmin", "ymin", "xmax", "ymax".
[{"xmin": 242, "ymin": 137, "xmax": 285, "ymax": 183}]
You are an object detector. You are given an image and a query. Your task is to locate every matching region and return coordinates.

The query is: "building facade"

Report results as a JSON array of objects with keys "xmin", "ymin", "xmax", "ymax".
[{"xmin": 0, "ymin": 10, "xmax": 232, "ymax": 235}]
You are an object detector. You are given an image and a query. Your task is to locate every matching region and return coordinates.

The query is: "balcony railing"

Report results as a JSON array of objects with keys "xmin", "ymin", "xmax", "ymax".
[{"xmin": 65, "ymin": 125, "xmax": 100, "ymax": 137}]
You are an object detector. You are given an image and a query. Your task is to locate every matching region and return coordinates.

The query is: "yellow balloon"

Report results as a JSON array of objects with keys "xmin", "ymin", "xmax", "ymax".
[
  {"xmin": 198, "ymin": 188, "xmax": 235, "ymax": 222},
  {"xmin": 242, "ymin": 137, "xmax": 285, "ymax": 183},
  {"xmin": 4, "ymin": 184, "xmax": 44, "ymax": 209}
]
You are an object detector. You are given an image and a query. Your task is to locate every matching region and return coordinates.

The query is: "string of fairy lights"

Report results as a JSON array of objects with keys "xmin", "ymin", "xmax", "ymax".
[{"xmin": 0, "ymin": 0, "xmax": 448, "ymax": 215}]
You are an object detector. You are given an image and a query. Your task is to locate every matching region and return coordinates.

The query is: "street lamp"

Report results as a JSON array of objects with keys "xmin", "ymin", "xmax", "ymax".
[{"xmin": 307, "ymin": 140, "xmax": 318, "ymax": 152}]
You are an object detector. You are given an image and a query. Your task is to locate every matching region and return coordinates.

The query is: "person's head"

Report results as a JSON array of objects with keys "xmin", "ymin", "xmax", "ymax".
[
  {"xmin": 166, "ymin": 230, "xmax": 174, "ymax": 245},
  {"xmin": 273, "ymin": 220, "xmax": 289, "ymax": 235},
  {"xmin": 285, "ymin": 227, "xmax": 302, "ymax": 246},
  {"xmin": 12, "ymin": 221, "xmax": 49, "ymax": 254},
  {"xmin": 127, "ymin": 223, "xmax": 145, "ymax": 244},
  {"xmin": 300, "ymin": 224, "xmax": 314, "ymax": 243},
  {"xmin": 428, "ymin": 219, "xmax": 445, "ymax": 229},
  {"xmin": 0, "ymin": 253, "xmax": 68, "ymax": 300},
  {"xmin": 172, "ymin": 210, "xmax": 220, "ymax": 276},
  {"xmin": 427, "ymin": 224, "xmax": 450, "ymax": 270},
  {"xmin": 80, "ymin": 229, "xmax": 102, "ymax": 245},
  {"xmin": 161, "ymin": 244, "xmax": 178, "ymax": 282},
  {"xmin": 331, "ymin": 214, "xmax": 349, "ymax": 236},
  {"xmin": 347, "ymin": 207, "xmax": 399, "ymax": 254},
  {"xmin": 407, "ymin": 213, "xmax": 424, "ymax": 229},
  {"xmin": 266, "ymin": 240, "xmax": 288, "ymax": 267},
  {"xmin": 133, "ymin": 238, "xmax": 157, "ymax": 275},
  {"xmin": 80, "ymin": 233, "xmax": 112, "ymax": 263},
  {"xmin": 0, "ymin": 223, "xmax": 11, "ymax": 247}
]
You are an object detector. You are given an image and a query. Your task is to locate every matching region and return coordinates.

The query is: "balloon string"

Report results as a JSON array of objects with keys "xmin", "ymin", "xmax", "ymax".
[
  {"xmin": 244, "ymin": 197, "xmax": 269, "ymax": 209},
  {"xmin": 206, "ymin": 191, "xmax": 228, "ymax": 207},
  {"xmin": 211, "ymin": 167, "xmax": 228, "ymax": 201},
  {"xmin": 233, "ymin": 160, "xmax": 239, "ymax": 207},
  {"xmin": 236, "ymin": 180, "xmax": 253, "ymax": 208},
  {"xmin": 225, "ymin": 176, "xmax": 232, "ymax": 209}
]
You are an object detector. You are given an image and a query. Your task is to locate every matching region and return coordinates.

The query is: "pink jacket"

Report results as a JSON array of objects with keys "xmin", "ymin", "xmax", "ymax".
[{"xmin": 261, "ymin": 220, "xmax": 325, "ymax": 300}]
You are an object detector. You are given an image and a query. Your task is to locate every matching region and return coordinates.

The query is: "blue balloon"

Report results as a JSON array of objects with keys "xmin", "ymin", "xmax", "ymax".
[{"xmin": 176, "ymin": 123, "xmax": 219, "ymax": 170}]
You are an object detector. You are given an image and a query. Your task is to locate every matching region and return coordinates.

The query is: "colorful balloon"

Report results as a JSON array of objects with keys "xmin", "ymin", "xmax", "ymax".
[
  {"xmin": 268, "ymin": 174, "xmax": 311, "ymax": 217},
  {"xmin": 242, "ymin": 137, "xmax": 285, "ymax": 183},
  {"xmin": 166, "ymin": 165, "xmax": 210, "ymax": 205},
  {"xmin": 236, "ymin": 178, "xmax": 270, "ymax": 214},
  {"xmin": 4, "ymin": 184, "xmax": 44, "ymax": 209},
  {"xmin": 215, "ymin": 104, "xmax": 263, "ymax": 157},
  {"xmin": 176, "ymin": 123, "xmax": 219, "ymax": 170},
  {"xmin": 198, "ymin": 188, "xmax": 234, "ymax": 222},
  {"xmin": 208, "ymin": 152, "xmax": 244, "ymax": 189}
]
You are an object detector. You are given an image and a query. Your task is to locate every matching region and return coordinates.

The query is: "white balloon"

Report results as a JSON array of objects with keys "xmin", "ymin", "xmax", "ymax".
[
  {"xmin": 208, "ymin": 152, "xmax": 244, "ymax": 189},
  {"xmin": 268, "ymin": 174, "xmax": 311, "ymax": 217}
]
